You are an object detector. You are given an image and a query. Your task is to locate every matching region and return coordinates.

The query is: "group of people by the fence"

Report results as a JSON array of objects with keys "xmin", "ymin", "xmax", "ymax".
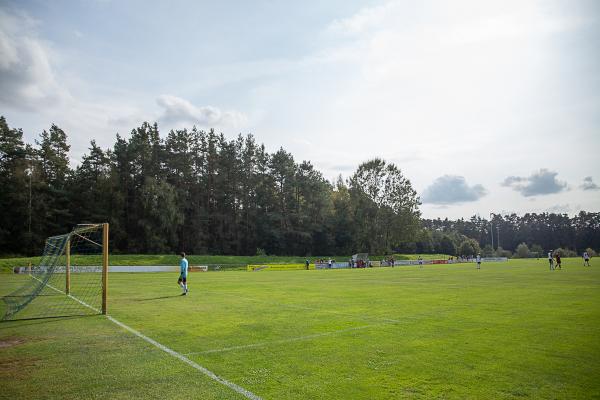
[
  {"xmin": 308, "ymin": 258, "xmax": 369, "ymax": 269},
  {"xmin": 311, "ymin": 258, "xmax": 338, "ymax": 269},
  {"xmin": 303, "ymin": 251, "xmax": 592, "ymax": 272},
  {"xmin": 452, "ymin": 255, "xmax": 479, "ymax": 262},
  {"xmin": 379, "ymin": 257, "xmax": 396, "ymax": 267}
]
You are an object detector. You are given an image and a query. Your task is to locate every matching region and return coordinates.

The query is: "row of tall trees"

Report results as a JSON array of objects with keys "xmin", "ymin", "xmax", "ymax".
[
  {"xmin": 422, "ymin": 212, "xmax": 600, "ymax": 256},
  {"xmin": 2, "ymin": 116, "xmax": 598, "ymax": 257},
  {"xmin": 0, "ymin": 117, "xmax": 421, "ymax": 256}
]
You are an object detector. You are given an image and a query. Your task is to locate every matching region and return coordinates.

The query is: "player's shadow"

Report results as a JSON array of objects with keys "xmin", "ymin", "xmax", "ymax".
[{"xmin": 134, "ymin": 295, "xmax": 181, "ymax": 302}]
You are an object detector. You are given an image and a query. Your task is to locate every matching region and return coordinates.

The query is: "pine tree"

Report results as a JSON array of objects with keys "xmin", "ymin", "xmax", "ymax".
[
  {"xmin": 0, "ymin": 117, "xmax": 29, "ymax": 254},
  {"xmin": 70, "ymin": 140, "xmax": 111, "ymax": 225},
  {"xmin": 349, "ymin": 159, "xmax": 420, "ymax": 254},
  {"xmin": 34, "ymin": 124, "xmax": 73, "ymax": 241}
]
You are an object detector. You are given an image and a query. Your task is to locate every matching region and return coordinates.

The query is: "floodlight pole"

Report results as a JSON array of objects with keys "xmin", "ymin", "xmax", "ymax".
[
  {"xmin": 66, "ymin": 239, "xmax": 71, "ymax": 295},
  {"xmin": 27, "ymin": 165, "xmax": 32, "ymax": 254},
  {"xmin": 102, "ymin": 223, "xmax": 109, "ymax": 315},
  {"xmin": 496, "ymin": 226, "xmax": 500, "ymax": 250},
  {"xmin": 489, "ymin": 213, "xmax": 494, "ymax": 251}
]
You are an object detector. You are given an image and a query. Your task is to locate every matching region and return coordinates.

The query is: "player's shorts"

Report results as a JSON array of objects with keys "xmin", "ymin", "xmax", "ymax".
[{"xmin": 178, "ymin": 274, "xmax": 187, "ymax": 283}]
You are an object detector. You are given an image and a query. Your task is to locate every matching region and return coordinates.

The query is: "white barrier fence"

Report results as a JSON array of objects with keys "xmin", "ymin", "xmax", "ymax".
[
  {"xmin": 13, "ymin": 258, "xmax": 509, "ymax": 274},
  {"xmin": 316, "ymin": 257, "xmax": 508, "ymax": 269},
  {"xmin": 315, "ymin": 262, "xmax": 352, "ymax": 269},
  {"xmin": 389, "ymin": 257, "xmax": 508, "ymax": 266},
  {"xmin": 12, "ymin": 265, "xmax": 210, "ymax": 274}
]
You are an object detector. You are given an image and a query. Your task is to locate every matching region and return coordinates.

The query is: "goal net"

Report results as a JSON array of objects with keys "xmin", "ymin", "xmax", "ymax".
[{"xmin": 1, "ymin": 223, "xmax": 108, "ymax": 321}]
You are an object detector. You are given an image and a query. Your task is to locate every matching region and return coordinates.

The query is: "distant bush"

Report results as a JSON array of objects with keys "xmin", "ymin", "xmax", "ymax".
[
  {"xmin": 530, "ymin": 244, "xmax": 543, "ymax": 258},
  {"xmin": 496, "ymin": 247, "xmax": 513, "ymax": 258},
  {"xmin": 554, "ymin": 247, "xmax": 577, "ymax": 257},
  {"xmin": 458, "ymin": 238, "xmax": 480, "ymax": 257},
  {"xmin": 481, "ymin": 244, "xmax": 494, "ymax": 257},
  {"xmin": 439, "ymin": 235, "xmax": 457, "ymax": 256},
  {"xmin": 515, "ymin": 243, "xmax": 530, "ymax": 258},
  {"xmin": 585, "ymin": 247, "xmax": 597, "ymax": 257}
]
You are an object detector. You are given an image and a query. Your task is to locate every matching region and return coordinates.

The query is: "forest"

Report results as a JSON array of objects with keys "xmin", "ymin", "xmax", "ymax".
[{"xmin": 1, "ymin": 116, "xmax": 598, "ymax": 257}]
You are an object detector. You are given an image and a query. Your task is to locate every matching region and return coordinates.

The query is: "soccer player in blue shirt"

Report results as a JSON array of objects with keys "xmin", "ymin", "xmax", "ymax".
[{"xmin": 178, "ymin": 252, "xmax": 189, "ymax": 295}]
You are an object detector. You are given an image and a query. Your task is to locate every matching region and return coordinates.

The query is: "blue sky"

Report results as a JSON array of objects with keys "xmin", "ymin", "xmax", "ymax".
[{"xmin": 1, "ymin": 0, "xmax": 599, "ymax": 219}]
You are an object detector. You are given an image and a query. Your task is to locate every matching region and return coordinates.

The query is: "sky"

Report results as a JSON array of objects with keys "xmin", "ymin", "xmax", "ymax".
[{"xmin": 1, "ymin": 0, "xmax": 599, "ymax": 219}]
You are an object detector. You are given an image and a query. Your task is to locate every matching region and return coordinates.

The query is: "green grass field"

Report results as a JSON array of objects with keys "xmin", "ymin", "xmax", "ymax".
[{"xmin": 1, "ymin": 258, "xmax": 599, "ymax": 399}]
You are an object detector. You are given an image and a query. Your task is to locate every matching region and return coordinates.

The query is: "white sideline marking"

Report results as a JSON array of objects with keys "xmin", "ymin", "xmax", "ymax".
[
  {"xmin": 106, "ymin": 316, "xmax": 262, "ymax": 400},
  {"xmin": 68, "ymin": 294, "xmax": 100, "ymax": 313},
  {"xmin": 186, "ymin": 322, "xmax": 395, "ymax": 356},
  {"xmin": 28, "ymin": 275, "xmax": 262, "ymax": 400}
]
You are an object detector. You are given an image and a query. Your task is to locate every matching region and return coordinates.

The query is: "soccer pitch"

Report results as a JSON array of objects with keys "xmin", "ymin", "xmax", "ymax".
[{"xmin": 1, "ymin": 259, "xmax": 599, "ymax": 399}]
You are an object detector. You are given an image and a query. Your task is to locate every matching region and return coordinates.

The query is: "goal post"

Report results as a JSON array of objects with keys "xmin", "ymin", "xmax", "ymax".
[
  {"xmin": 102, "ymin": 222, "xmax": 109, "ymax": 315},
  {"xmin": 1, "ymin": 223, "xmax": 109, "ymax": 321},
  {"xmin": 66, "ymin": 239, "xmax": 71, "ymax": 295}
]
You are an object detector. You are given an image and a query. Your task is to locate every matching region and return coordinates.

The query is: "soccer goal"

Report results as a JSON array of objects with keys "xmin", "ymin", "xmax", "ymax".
[{"xmin": 1, "ymin": 223, "xmax": 109, "ymax": 321}]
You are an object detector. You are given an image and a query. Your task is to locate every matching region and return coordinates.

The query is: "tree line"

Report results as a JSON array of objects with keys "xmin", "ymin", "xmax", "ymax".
[
  {"xmin": 0, "ymin": 116, "xmax": 420, "ymax": 256},
  {"xmin": 421, "ymin": 213, "xmax": 600, "ymax": 257},
  {"xmin": 1, "ymin": 116, "xmax": 598, "ymax": 257}
]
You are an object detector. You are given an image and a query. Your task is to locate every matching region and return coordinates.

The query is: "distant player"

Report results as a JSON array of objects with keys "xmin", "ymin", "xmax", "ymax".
[
  {"xmin": 418, "ymin": 256, "xmax": 423, "ymax": 268},
  {"xmin": 178, "ymin": 252, "xmax": 189, "ymax": 295},
  {"xmin": 305, "ymin": 259, "xmax": 310, "ymax": 270},
  {"xmin": 548, "ymin": 251, "xmax": 554, "ymax": 270},
  {"xmin": 328, "ymin": 258, "xmax": 333, "ymax": 269},
  {"xmin": 476, "ymin": 253, "xmax": 481, "ymax": 269},
  {"xmin": 583, "ymin": 251, "xmax": 591, "ymax": 267},
  {"xmin": 555, "ymin": 251, "xmax": 562, "ymax": 270}
]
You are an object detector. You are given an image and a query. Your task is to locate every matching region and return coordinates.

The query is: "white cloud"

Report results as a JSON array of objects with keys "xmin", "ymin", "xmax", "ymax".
[
  {"xmin": 329, "ymin": 0, "xmax": 587, "ymax": 40},
  {"xmin": 328, "ymin": 2, "xmax": 398, "ymax": 35},
  {"xmin": 581, "ymin": 176, "xmax": 599, "ymax": 191},
  {"xmin": 443, "ymin": 3, "xmax": 586, "ymax": 45},
  {"xmin": 421, "ymin": 175, "xmax": 487, "ymax": 204},
  {"xmin": 502, "ymin": 169, "xmax": 568, "ymax": 197},
  {"xmin": 0, "ymin": 9, "xmax": 69, "ymax": 110},
  {"xmin": 156, "ymin": 95, "xmax": 247, "ymax": 130}
]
